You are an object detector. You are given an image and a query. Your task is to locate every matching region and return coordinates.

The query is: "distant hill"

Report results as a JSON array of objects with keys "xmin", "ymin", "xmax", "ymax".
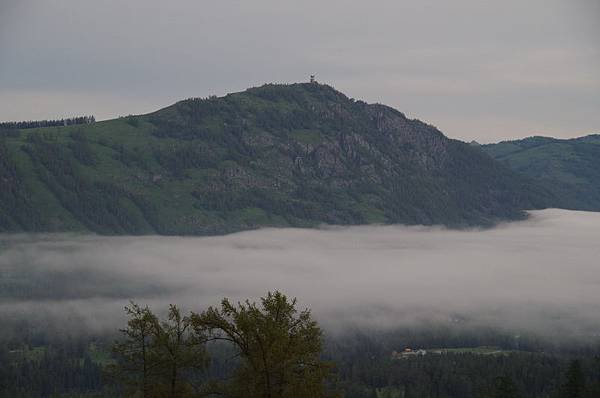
[
  {"xmin": 0, "ymin": 83, "xmax": 550, "ymax": 235},
  {"xmin": 483, "ymin": 135, "xmax": 600, "ymax": 211}
]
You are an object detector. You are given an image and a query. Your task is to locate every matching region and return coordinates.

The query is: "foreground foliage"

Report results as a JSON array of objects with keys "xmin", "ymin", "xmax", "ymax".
[
  {"xmin": 107, "ymin": 303, "xmax": 207, "ymax": 397},
  {"xmin": 1, "ymin": 292, "xmax": 600, "ymax": 397},
  {"xmin": 190, "ymin": 291, "xmax": 332, "ymax": 397},
  {"xmin": 2, "ymin": 335, "xmax": 600, "ymax": 397},
  {"xmin": 107, "ymin": 292, "xmax": 332, "ymax": 398}
]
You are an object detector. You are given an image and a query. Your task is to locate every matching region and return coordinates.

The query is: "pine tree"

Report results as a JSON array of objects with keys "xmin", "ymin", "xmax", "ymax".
[
  {"xmin": 559, "ymin": 360, "xmax": 585, "ymax": 398},
  {"xmin": 492, "ymin": 375, "xmax": 520, "ymax": 398}
]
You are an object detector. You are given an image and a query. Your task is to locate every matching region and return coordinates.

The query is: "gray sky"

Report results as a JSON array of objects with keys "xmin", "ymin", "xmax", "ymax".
[{"xmin": 0, "ymin": 0, "xmax": 598, "ymax": 143}]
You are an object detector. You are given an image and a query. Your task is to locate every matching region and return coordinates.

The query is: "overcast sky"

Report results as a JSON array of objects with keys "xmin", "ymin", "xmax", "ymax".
[{"xmin": 0, "ymin": 0, "xmax": 598, "ymax": 143}]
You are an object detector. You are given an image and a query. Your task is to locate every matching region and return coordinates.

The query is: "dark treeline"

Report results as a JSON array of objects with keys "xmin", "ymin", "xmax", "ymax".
[
  {"xmin": 329, "ymin": 342, "xmax": 600, "ymax": 398},
  {"xmin": 2, "ymin": 340, "xmax": 599, "ymax": 398},
  {"xmin": 0, "ymin": 116, "xmax": 95, "ymax": 130},
  {"xmin": 1, "ymin": 292, "xmax": 600, "ymax": 398},
  {"xmin": 0, "ymin": 343, "xmax": 110, "ymax": 398}
]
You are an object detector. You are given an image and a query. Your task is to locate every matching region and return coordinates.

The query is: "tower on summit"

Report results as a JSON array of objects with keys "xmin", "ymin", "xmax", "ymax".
[{"xmin": 309, "ymin": 75, "xmax": 316, "ymax": 84}]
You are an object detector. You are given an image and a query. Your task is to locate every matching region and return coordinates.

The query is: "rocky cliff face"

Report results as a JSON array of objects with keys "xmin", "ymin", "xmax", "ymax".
[{"xmin": 0, "ymin": 83, "xmax": 550, "ymax": 234}]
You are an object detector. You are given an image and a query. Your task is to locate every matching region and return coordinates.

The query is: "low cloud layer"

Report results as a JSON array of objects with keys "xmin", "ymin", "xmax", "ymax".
[{"xmin": 1, "ymin": 209, "xmax": 599, "ymax": 341}]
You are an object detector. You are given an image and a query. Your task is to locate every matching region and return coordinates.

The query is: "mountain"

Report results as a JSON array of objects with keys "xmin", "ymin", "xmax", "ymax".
[
  {"xmin": 483, "ymin": 135, "xmax": 600, "ymax": 211},
  {"xmin": 0, "ymin": 83, "xmax": 549, "ymax": 235}
]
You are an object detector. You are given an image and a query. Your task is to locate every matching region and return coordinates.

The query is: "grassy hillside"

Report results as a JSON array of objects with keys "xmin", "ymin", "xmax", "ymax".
[
  {"xmin": 0, "ymin": 83, "xmax": 549, "ymax": 235},
  {"xmin": 483, "ymin": 135, "xmax": 600, "ymax": 211}
]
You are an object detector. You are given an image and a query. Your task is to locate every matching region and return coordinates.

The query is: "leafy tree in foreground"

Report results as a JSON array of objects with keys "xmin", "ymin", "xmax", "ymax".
[
  {"xmin": 191, "ymin": 291, "xmax": 333, "ymax": 398},
  {"xmin": 108, "ymin": 303, "xmax": 207, "ymax": 398},
  {"xmin": 108, "ymin": 302, "xmax": 159, "ymax": 397},
  {"xmin": 152, "ymin": 305, "xmax": 208, "ymax": 398}
]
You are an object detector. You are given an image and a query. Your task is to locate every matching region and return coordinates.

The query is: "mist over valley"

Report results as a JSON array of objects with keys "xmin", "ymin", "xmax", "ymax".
[
  {"xmin": 2, "ymin": 209, "xmax": 599, "ymax": 345},
  {"xmin": 2, "ymin": 2, "xmax": 599, "ymax": 395}
]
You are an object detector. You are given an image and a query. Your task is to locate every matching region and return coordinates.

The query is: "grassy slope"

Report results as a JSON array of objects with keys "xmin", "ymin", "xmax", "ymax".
[
  {"xmin": 483, "ymin": 135, "xmax": 600, "ymax": 211},
  {"xmin": 0, "ymin": 83, "xmax": 549, "ymax": 235},
  {"xmin": 1, "ymin": 119, "xmax": 234, "ymax": 234}
]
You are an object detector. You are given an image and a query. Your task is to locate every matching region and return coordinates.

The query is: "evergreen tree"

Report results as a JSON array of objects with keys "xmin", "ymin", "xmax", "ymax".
[
  {"xmin": 559, "ymin": 360, "xmax": 585, "ymax": 398},
  {"xmin": 583, "ymin": 356, "xmax": 600, "ymax": 398},
  {"xmin": 491, "ymin": 375, "xmax": 520, "ymax": 398}
]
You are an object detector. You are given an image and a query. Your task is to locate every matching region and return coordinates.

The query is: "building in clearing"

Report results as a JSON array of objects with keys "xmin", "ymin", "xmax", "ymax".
[{"xmin": 391, "ymin": 348, "xmax": 427, "ymax": 359}]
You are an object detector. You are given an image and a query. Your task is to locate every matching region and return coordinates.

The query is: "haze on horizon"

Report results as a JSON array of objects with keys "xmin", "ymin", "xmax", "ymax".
[{"xmin": 0, "ymin": 0, "xmax": 599, "ymax": 143}]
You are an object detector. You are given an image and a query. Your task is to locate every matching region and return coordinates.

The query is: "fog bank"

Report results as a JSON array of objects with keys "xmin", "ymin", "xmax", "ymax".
[{"xmin": 1, "ymin": 209, "xmax": 599, "ymax": 341}]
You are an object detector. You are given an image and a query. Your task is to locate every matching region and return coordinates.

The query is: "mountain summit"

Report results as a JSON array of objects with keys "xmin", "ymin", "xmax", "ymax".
[{"xmin": 0, "ymin": 83, "xmax": 548, "ymax": 234}]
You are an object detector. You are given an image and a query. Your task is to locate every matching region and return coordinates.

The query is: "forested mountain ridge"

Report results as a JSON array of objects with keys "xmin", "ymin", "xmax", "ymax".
[
  {"xmin": 483, "ymin": 134, "xmax": 600, "ymax": 211},
  {"xmin": 0, "ymin": 83, "xmax": 550, "ymax": 235}
]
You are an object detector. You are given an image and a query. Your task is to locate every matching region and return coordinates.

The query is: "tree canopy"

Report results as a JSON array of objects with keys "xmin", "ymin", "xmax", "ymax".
[
  {"xmin": 191, "ymin": 291, "xmax": 332, "ymax": 398},
  {"xmin": 108, "ymin": 292, "xmax": 333, "ymax": 398},
  {"xmin": 108, "ymin": 303, "xmax": 207, "ymax": 398}
]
